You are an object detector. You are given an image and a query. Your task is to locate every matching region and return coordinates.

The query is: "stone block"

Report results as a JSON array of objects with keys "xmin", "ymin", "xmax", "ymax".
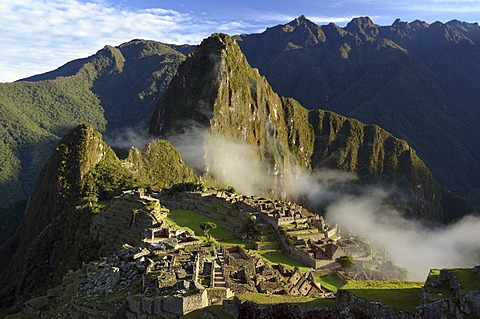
[
  {"xmin": 153, "ymin": 298, "xmax": 163, "ymax": 316},
  {"xmin": 128, "ymin": 296, "xmax": 141, "ymax": 314},
  {"xmin": 142, "ymin": 298, "xmax": 153, "ymax": 314},
  {"xmin": 162, "ymin": 296, "xmax": 183, "ymax": 315}
]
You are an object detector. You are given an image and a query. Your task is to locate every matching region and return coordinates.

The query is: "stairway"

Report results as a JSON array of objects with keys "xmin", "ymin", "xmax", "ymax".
[{"xmin": 213, "ymin": 249, "xmax": 227, "ymax": 288}]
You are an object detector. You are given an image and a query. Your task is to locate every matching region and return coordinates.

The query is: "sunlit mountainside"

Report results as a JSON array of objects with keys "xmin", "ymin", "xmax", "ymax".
[{"xmin": 0, "ymin": 16, "xmax": 479, "ymax": 319}]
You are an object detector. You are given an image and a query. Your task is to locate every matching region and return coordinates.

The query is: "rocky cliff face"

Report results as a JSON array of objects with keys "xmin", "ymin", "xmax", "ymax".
[{"xmin": 149, "ymin": 33, "xmax": 442, "ymax": 220}]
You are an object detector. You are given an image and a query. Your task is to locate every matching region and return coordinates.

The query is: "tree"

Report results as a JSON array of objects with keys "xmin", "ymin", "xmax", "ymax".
[
  {"xmin": 335, "ymin": 255, "xmax": 355, "ymax": 269},
  {"xmin": 199, "ymin": 222, "xmax": 217, "ymax": 239}
]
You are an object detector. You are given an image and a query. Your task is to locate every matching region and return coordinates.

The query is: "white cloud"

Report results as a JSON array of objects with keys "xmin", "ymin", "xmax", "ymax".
[
  {"xmin": 1, "ymin": 0, "xmax": 479, "ymax": 82},
  {"xmin": 0, "ymin": 0, "xmax": 256, "ymax": 82},
  {"xmin": 326, "ymin": 191, "xmax": 480, "ymax": 280}
]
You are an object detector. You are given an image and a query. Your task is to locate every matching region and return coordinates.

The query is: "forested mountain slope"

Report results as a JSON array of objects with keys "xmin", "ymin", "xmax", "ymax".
[
  {"xmin": 0, "ymin": 40, "xmax": 194, "ymax": 209},
  {"xmin": 235, "ymin": 16, "xmax": 480, "ymax": 198},
  {"xmin": 149, "ymin": 33, "xmax": 444, "ymax": 221}
]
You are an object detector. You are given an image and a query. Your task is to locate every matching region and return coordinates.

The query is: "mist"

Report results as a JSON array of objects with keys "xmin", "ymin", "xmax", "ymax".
[
  {"xmin": 104, "ymin": 127, "xmax": 154, "ymax": 151},
  {"xmin": 165, "ymin": 125, "xmax": 275, "ymax": 194},
  {"xmin": 325, "ymin": 190, "xmax": 480, "ymax": 280},
  {"xmin": 164, "ymin": 124, "xmax": 480, "ymax": 281}
]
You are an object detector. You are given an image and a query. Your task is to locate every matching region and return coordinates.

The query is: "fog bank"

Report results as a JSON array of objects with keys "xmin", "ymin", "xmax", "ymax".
[
  {"xmin": 325, "ymin": 190, "xmax": 480, "ymax": 280},
  {"xmin": 164, "ymin": 125, "xmax": 480, "ymax": 280}
]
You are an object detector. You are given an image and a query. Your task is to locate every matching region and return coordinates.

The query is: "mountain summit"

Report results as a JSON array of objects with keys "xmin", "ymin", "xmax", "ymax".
[
  {"xmin": 236, "ymin": 16, "xmax": 480, "ymax": 198},
  {"xmin": 149, "ymin": 33, "xmax": 443, "ymax": 220}
]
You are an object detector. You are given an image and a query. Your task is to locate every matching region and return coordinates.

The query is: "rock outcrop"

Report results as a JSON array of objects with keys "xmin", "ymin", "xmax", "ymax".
[{"xmin": 149, "ymin": 33, "xmax": 442, "ymax": 220}]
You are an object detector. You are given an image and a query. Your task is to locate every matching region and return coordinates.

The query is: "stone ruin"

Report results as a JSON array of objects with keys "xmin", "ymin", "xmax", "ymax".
[{"xmin": 220, "ymin": 246, "xmax": 335, "ymax": 298}]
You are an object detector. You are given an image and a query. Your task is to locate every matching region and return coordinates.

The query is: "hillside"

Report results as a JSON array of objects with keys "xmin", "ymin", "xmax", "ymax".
[
  {"xmin": 0, "ymin": 124, "xmax": 198, "ymax": 309},
  {"xmin": 235, "ymin": 16, "xmax": 480, "ymax": 198},
  {"xmin": 0, "ymin": 40, "xmax": 194, "ymax": 210},
  {"xmin": 149, "ymin": 33, "xmax": 443, "ymax": 221}
]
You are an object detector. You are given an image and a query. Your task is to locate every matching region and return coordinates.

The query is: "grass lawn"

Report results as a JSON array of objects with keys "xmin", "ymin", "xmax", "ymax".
[
  {"xmin": 342, "ymin": 280, "xmax": 424, "ymax": 313},
  {"xmin": 424, "ymin": 269, "xmax": 454, "ymax": 301},
  {"xmin": 165, "ymin": 209, "xmax": 237, "ymax": 243},
  {"xmin": 315, "ymin": 275, "xmax": 344, "ymax": 292},
  {"xmin": 452, "ymin": 268, "xmax": 479, "ymax": 293},
  {"xmin": 237, "ymin": 292, "xmax": 335, "ymax": 309},
  {"xmin": 252, "ymin": 249, "xmax": 309, "ymax": 269}
]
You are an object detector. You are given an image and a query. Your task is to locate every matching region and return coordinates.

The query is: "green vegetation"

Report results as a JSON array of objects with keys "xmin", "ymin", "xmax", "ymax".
[
  {"xmin": 315, "ymin": 275, "xmax": 344, "ymax": 292},
  {"xmin": 423, "ymin": 268, "xmax": 479, "ymax": 303},
  {"xmin": 453, "ymin": 268, "xmax": 479, "ymax": 293},
  {"xmin": 184, "ymin": 304, "xmax": 233, "ymax": 319},
  {"xmin": 149, "ymin": 32, "xmax": 444, "ymax": 221},
  {"xmin": 200, "ymin": 221, "xmax": 217, "ymax": 239},
  {"xmin": 0, "ymin": 39, "xmax": 192, "ymax": 212},
  {"xmin": 0, "ymin": 124, "xmax": 200, "ymax": 309},
  {"xmin": 237, "ymin": 292, "xmax": 336, "ymax": 309},
  {"xmin": 252, "ymin": 249, "xmax": 308, "ymax": 269},
  {"xmin": 237, "ymin": 16, "xmax": 480, "ymax": 201},
  {"xmin": 165, "ymin": 210, "xmax": 235, "ymax": 241},
  {"xmin": 424, "ymin": 269, "xmax": 454, "ymax": 301},
  {"xmin": 335, "ymin": 255, "xmax": 355, "ymax": 269},
  {"xmin": 125, "ymin": 139, "xmax": 199, "ymax": 190},
  {"xmin": 279, "ymin": 227, "xmax": 296, "ymax": 247},
  {"xmin": 342, "ymin": 280, "xmax": 424, "ymax": 313}
]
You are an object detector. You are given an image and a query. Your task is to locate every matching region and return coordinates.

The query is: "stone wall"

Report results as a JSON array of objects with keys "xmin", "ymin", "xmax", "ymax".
[
  {"xmin": 336, "ymin": 290, "xmax": 416, "ymax": 319},
  {"xmin": 94, "ymin": 196, "xmax": 165, "ymax": 253},
  {"xmin": 289, "ymin": 247, "xmax": 333, "ymax": 269},
  {"xmin": 225, "ymin": 297, "xmax": 337, "ymax": 319},
  {"xmin": 419, "ymin": 267, "xmax": 480, "ymax": 318},
  {"xmin": 207, "ymin": 288, "xmax": 233, "ymax": 305}
]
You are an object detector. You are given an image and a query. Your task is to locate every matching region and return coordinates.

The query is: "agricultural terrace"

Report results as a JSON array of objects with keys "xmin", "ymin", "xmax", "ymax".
[{"xmin": 341, "ymin": 280, "xmax": 424, "ymax": 313}]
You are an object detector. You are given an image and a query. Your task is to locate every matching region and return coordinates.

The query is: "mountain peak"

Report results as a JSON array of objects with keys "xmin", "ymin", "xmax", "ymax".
[
  {"xmin": 297, "ymin": 15, "xmax": 308, "ymax": 22},
  {"xmin": 348, "ymin": 16, "xmax": 375, "ymax": 27},
  {"xmin": 391, "ymin": 18, "xmax": 430, "ymax": 30},
  {"xmin": 291, "ymin": 15, "xmax": 313, "ymax": 26},
  {"xmin": 345, "ymin": 16, "xmax": 378, "ymax": 36},
  {"xmin": 149, "ymin": 33, "xmax": 251, "ymax": 135}
]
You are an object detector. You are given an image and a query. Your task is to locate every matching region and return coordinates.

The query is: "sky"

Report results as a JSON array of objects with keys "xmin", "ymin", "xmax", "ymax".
[{"xmin": 1, "ymin": 0, "xmax": 480, "ymax": 82}]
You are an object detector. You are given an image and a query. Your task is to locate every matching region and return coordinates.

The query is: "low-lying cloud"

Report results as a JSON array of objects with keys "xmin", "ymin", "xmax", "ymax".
[
  {"xmin": 167, "ymin": 127, "xmax": 480, "ymax": 280},
  {"xmin": 325, "ymin": 191, "xmax": 480, "ymax": 280},
  {"xmin": 104, "ymin": 127, "xmax": 155, "ymax": 151}
]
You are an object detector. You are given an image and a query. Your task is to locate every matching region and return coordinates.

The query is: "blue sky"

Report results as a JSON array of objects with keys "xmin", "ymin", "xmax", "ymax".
[{"xmin": 1, "ymin": 0, "xmax": 479, "ymax": 82}]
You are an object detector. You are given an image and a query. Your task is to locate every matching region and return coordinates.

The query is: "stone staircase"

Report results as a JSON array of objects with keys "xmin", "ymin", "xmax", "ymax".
[{"xmin": 214, "ymin": 249, "xmax": 227, "ymax": 288}]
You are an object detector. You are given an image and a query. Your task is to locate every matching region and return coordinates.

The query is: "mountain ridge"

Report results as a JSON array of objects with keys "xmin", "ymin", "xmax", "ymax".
[
  {"xmin": 149, "ymin": 33, "xmax": 443, "ymax": 220},
  {"xmin": 236, "ymin": 16, "xmax": 480, "ymax": 197},
  {"xmin": 0, "ymin": 39, "xmax": 195, "ymax": 211}
]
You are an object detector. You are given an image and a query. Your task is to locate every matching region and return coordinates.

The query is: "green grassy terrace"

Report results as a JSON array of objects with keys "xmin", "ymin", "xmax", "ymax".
[
  {"xmin": 251, "ymin": 249, "xmax": 309, "ymax": 269},
  {"xmin": 236, "ymin": 292, "xmax": 336, "ymax": 309},
  {"xmin": 341, "ymin": 280, "xmax": 424, "ymax": 313},
  {"xmin": 315, "ymin": 275, "xmax": 344, "ymax": 293},
  {"xmin": 165, "ymin": 209, "xmax": 236, "ymax": 242},
  {"xmin": 165, "ymin": 209, "xmax": 312, "ymax": 270}
]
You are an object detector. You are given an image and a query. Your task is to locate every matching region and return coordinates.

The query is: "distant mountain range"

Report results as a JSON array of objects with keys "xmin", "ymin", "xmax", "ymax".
[
  {"xmin": 149, "ymin": 33, "xmax": 444, "ymax": 221},
  {"xmin": 1, "ymin": 16, "xmax": 479, "ymax": 219},
  {"xmin": 235, "ymin": 16, "xmax": 480, "ymax": 199}
]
